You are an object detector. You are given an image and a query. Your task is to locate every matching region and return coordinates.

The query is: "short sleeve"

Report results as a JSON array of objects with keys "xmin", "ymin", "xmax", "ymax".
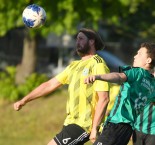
[
  {"xmin": 94, "ymin": 62, "xmax": 110, "ymax": 91},
  {"xmin": 55, "ymin": 66, "xmax": 70, "ymax": 84},
  {"xmin": 120, "ymin": 66, "xmax": 140, "ymax": 83}
]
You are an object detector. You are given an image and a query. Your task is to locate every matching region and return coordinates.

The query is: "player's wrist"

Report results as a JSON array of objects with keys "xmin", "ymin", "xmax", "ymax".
[
  {"xmin": 95, "ymin": 75, "xmax": 100, "ymax": 80},
  {"xmin": 92, "ymin": 125, "xmax": 98, "ymax": 131},
  {"xmin": 21, "ymin": 98, "xmax": 27, "ymax": 106}
]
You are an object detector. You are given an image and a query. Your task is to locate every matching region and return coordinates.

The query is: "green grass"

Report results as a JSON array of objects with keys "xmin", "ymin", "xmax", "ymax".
[
  {"xmin": 0, "ymin": 89, "xmax": 132, "ymax": 145},
  {"xmin": 0, "ymin": 89, "xmax": 67, "ymax": 145}
]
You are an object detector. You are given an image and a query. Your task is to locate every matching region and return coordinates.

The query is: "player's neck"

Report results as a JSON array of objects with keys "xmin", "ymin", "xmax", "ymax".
[
  {"xmin": 81, "ymin": 54, "xmax": 95, "ymax": 60},
  {"xmin": 142, "ymin": 66, "xmax": 153, "ymax": 74},
  {"xmin": 81, "ymin": 48, "xmax": 96, "ymax": 60}
]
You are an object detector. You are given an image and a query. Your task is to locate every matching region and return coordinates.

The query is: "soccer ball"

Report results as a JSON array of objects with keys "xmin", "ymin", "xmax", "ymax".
[{"xmin": 22, "ymin": 4, "xmax": 46, "ymax": 28}]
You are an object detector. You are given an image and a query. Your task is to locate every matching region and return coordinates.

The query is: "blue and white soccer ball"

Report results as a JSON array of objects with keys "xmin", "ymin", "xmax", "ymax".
[{"xmin": 22, "ymin": 4, "xmax": 46, "ymax": 28}]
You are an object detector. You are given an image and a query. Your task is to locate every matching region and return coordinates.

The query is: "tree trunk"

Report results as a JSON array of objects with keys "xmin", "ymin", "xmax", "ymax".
[{"xmin": 15, "ymin": 35, "xmax": 37, "ymax": 84}]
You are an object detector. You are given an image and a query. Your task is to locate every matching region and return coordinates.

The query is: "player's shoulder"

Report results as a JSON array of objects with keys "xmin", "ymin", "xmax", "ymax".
[
  {"xmin": 69, "ymin": 60, "xmax": 80, "ymax": 65},
  {"xmin": 119, "ymin": 66, "xmax": 144, "ymax": 72},
  {"xmin": 93, "ymin": 54, "xmax": 105, "ymax": 63}
]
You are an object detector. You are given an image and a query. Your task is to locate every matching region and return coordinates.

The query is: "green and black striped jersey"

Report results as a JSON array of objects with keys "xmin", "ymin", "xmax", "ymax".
[
  {"xmin": 134, "ymin": 103, "xmax": 155, "ymax": 135},
  {"xmin": 106, "ymin": 66, "xmax": 155, "ymax": 128}
]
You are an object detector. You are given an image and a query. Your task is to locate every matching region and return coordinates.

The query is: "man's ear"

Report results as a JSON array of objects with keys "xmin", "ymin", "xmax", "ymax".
[
  {"xmin": 146, "ymin": 57, "xmax": 152, "ymax": 64},
  {"xmin": 89, "ymin": 39, "xmax": 95, "ymax": 45}
]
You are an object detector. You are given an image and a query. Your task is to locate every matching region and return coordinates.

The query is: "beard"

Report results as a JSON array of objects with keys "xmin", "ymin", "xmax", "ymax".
[{"xmin": 76, "ymin": 41, "xmax": 91, "ymax": 57}]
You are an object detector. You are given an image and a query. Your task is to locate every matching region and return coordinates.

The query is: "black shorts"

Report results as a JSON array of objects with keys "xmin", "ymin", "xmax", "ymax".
[
  {"xmin": 54, "ymin": 124, "xmax": 89, "ymax": 145},
  {"xmin": 133, "ymin": 130, "xmax": 155, "ymax": 145},
  {"xmin": 94, "ymin": 122, "xmax": 133, "ymax": 145}
]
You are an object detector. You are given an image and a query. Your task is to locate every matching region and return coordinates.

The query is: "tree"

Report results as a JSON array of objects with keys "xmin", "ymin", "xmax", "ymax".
[
  {"xmin": 0, "ymin": 0, "xmax": 155, "ymax": 84},
  {"xmin": 0, "ymin": 0, "xmax": 105, "ymax": 84}
]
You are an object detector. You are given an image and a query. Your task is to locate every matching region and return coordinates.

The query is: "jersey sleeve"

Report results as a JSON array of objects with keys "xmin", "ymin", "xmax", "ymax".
[
  {"xmin": 55, "ymin": 65, "xmax": 70, "ymax": 84},
  {"xmin": 94, "ymin": 62, "xmax": 110, "ymax": 91},
  {"xmin": 120, "ymin": 66, "xmax": 140, "ymax": 83}
]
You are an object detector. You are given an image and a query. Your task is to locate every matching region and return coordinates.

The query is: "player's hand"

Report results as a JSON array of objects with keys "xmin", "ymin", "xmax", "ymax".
[
  {"xmin": 89, "ymin": 128, "xmax": 97, "ymax": 143},
  {"xmin": 13, "ymin": 100, "xmax": 25, "ymax": 111},
  {"xmin": 84, "ymin": 75, "xmax": 96, "ymax": 84}
]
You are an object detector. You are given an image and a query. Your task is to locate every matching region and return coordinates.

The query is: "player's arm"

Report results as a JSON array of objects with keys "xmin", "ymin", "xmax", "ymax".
[
  {"xmin": 85, "ymin": 72, "xmax": 127, "ymax": 84},
  {"xmin": 89, "ymin": 91, "xmax": 109, "ymax": 143},
  {"xmin": 13, "ymin": 77, "xmax": 62, "ymax": 111}
]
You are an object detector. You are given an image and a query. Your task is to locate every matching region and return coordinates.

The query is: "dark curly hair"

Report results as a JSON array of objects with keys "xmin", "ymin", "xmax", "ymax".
[{"xmin": 141, "ymin": 42, "xmax": 155, "ymax": 69}]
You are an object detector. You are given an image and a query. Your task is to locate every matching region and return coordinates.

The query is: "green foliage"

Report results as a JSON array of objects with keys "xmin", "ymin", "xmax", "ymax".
[
  {"xmin": 0, "ymin": 66, "xmax": 48, "ymax": 101},
  {"xmin": 0, "ymin": 0, "xmax": 154, "ymax": 41}
]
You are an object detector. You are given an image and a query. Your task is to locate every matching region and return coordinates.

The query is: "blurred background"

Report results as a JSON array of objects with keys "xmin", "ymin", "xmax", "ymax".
[{"xmin": 0, "ymin": 0, "xmax": 155, "ymax": 144}]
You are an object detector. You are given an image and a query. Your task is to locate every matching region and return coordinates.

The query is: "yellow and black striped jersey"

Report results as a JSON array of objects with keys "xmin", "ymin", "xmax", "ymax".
[{"xmin": 55, "ymin": 54, "xmax": 110, "ymax": 133}]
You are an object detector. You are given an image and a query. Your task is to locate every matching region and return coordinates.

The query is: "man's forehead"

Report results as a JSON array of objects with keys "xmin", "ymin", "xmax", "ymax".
[
  {"xmin": 77, "ymin": 32, "xmax": 87, "ymax": 38},
  {"xmin": 138, "ymin": 47, "xmax": 147, "ymax": 53}
]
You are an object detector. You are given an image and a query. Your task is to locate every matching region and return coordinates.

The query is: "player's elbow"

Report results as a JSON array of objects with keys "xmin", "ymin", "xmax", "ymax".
[
  {"xmin": 101, "ymin": 94, "xmax": 110, "ymax": 105},
  {"xmin": 105, "ymin": 95, "xmax": 110, "ymax": 105},
  {"xmin": 97, "ymin": 91, "xmax": 110, "ymax": 106}
]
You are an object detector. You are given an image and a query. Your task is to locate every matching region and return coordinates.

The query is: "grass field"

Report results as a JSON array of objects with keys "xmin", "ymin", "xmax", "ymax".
[{"xmin": 0, "ymin": 88, "xmax": 132, "ymax": 145}]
